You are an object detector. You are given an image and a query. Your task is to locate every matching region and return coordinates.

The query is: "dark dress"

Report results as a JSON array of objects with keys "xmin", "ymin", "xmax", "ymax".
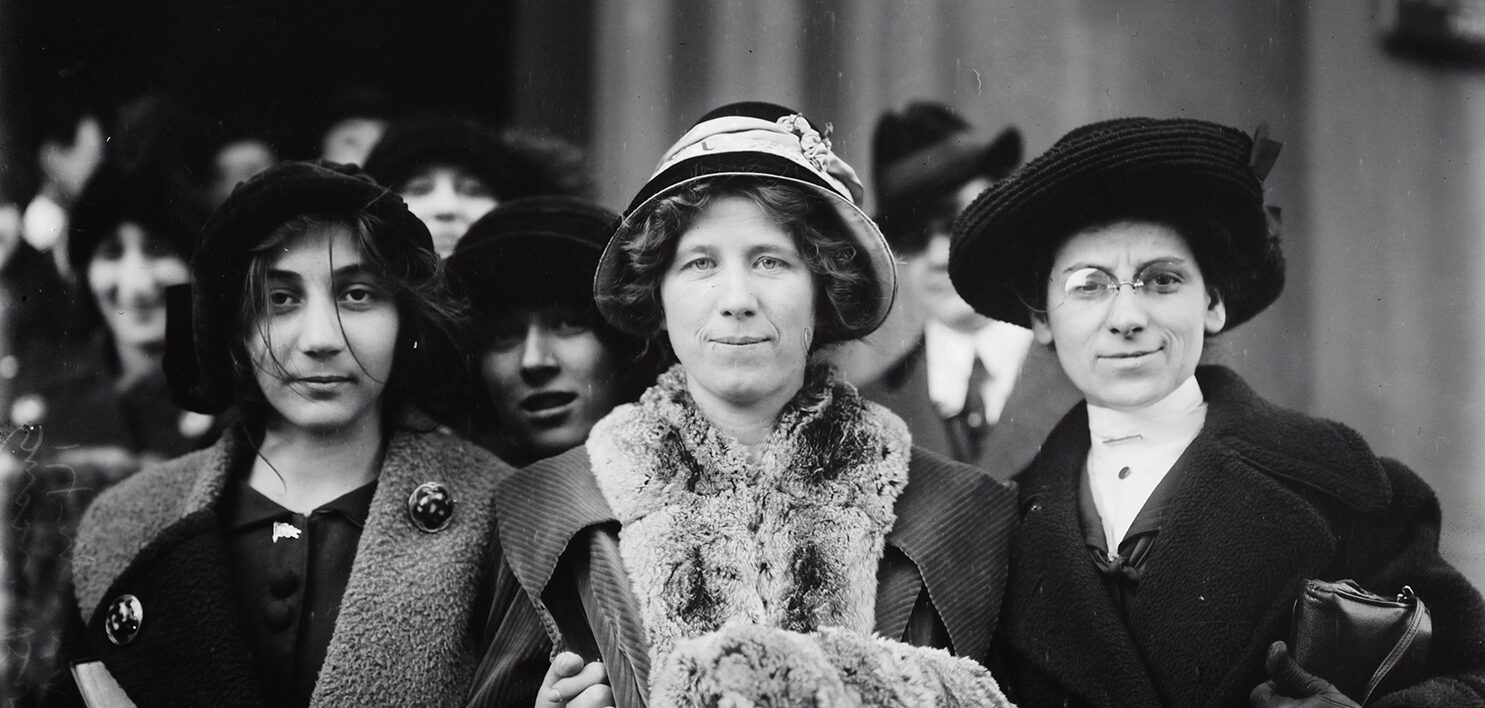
[{"xmin": 996, "ymin": 365, "xmax": 1485, "ymax": 707}]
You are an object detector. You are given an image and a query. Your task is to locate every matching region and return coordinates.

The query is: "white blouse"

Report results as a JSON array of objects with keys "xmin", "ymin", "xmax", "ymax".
[{"xmin": 1085, "ymin": 376, "xmax": 1206, "ymax": 549}]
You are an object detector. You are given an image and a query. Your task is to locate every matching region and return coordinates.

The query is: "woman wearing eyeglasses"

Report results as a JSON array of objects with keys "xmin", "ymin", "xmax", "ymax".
[{"xmin": 949, "ymin": 118, "xmax": 1485, "ymax": 707}]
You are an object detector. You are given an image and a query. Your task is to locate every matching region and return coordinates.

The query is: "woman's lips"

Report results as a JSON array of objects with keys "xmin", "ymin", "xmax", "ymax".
[
  {"xmin": 292, "ymin": 375, "xmax": 355, "ymax": 397},
  {"xmin": 521, "ymin": 391, "xmax": 578, "ymax": 419},
  {"xmin": 711, "ymin": 335, "xmax": 768, "ymax": 346}
]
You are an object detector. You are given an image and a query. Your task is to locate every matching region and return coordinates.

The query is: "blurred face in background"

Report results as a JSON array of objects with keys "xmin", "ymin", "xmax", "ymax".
[
  {"xmin": 321, "ymin": 117, "xmax": 387, "ymax": 167},
  {"xmin": 398, "ymin": 164, "xmax": 498, "ymax": 257},
  {"xmin": 212, "ymin": 139, "xmax": 278, "ymax": 207},
  {"xmin": 899, "ymin": 176, "xmax": 991, "ymax": 332},
  {"xmin": 480, "ymin": 301, "xmax": 624, "ymax": 461},
  {"xmin": 87, "ymin": 222, "xmax": 190, "ymax": 354}
]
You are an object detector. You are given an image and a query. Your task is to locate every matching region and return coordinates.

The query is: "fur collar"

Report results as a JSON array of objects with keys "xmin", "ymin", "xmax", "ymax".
[{"xmin": 587, "ymin": 363, "xmax": 911, "ymax": 670}]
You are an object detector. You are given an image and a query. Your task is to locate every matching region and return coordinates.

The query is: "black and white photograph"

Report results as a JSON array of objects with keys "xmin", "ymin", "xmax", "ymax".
[{"xmin": 2, "ymin": 1, "xmax": 1483, "ymax": 706}]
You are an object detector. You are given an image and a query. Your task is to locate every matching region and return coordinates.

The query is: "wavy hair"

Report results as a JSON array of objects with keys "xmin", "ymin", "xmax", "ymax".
[{"xmin": 601, "ymin": 177, "xmax": 880, "ymax": 352}]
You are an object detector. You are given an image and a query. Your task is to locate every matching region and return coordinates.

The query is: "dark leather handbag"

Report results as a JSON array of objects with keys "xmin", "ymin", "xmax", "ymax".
[{"xmin": 1291, "ymin": 578, "xmax": 1432, "ymax": 705}]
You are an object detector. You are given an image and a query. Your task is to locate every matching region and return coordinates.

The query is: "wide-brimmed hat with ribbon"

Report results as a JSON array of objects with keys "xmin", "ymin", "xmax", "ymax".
[
  {"xmin": 594, "ymin": 101, "xmax": 897, "ymax": 344},
  {"xmin": 949, "ymin": 117, "xmax": 1285, "ymax": 331}
]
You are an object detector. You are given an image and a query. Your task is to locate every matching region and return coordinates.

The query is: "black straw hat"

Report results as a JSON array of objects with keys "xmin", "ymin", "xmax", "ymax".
[
  {"xmin": 871, "ymin": 101, "xmax": 1022, "ymax": 228},
  {"xmin": 447, "ymin": 195, "xmax": 618, "ymax": 307},
  {"xmin": 594, "ymin": 101, "xmax": 896, "ymax": 342},
  {"xmin": 169, "ymin": 160, "xmax": 432, "ymax": 414},
  {"xmin": 949, "ymin": 117, "xmax": 1284, "ymax": 330}
]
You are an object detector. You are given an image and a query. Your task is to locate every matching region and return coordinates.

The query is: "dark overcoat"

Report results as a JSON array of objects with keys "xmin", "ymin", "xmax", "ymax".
[
  {"xmin": 997, "ymin": 365, "xmax": 1485, "ymax": 707},
  {"xmin": 465, "ymin": 444, "xmax": 1017, "ymax": 707},
  {"xmin": 48, "ymin": 424, "xmax": 510, "ymax": 708},
  {"xmin": 858, "ymin": 337, "xmax": 1083, "ymax": 480}
]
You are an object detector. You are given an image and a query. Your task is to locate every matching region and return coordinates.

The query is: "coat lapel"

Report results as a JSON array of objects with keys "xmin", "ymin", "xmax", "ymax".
[
  {"xmin": 885, "ymin": 447, "xmax": 1016, "ymax": 662},
  {"xmin": 310, "ymin": 429, "xmax": 503, "ymax": 707},
  {"xmin": 1003, "ymin": 408, "xmax": 1163, "ymax": 708},
  {"xmin": 497, "ymin": 447, "xmax": 652, "ymax": 704}
]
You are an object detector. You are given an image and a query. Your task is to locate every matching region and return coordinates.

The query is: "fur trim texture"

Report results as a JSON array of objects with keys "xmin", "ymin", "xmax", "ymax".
[
  {"xmin": 653, "ymin": 623, "xmax": 1014, "ymax": 707},
  {"xmin": 587, "ymin": 363, "xmax": 911, "ymax": 673}
]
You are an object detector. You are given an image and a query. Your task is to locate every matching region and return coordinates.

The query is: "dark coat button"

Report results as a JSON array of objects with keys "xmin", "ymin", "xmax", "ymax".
[
  {"xmin": 407, "ymin": 481, "xmax": 455, "ymax": 533},
  {"xmin": 104, "ymin": 594, "xmax": 143, "ymax": 646},
  {"xmin": 264, "ymin": 600, "xmax": 294, "ymax": 631}
]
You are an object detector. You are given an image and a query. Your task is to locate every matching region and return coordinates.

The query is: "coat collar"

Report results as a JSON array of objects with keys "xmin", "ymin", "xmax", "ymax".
[
  {"xmin": 1004, "ymin": 365, "xmax": 1377, "ymax": 707},
  {"xmin": 1192, "ymin": 366, "xmax": 1389, "ymax": 512},
  {"xmin": 886, "ymin": 446, "xmax": 1016, "ymax": 662},
  {"xmin": 495, "ymin": 445, "xmax": 618, "ymax": 600},
  {"xmin": 494, "ymin": 424, "xmax": 1016, "ymax": 667}
]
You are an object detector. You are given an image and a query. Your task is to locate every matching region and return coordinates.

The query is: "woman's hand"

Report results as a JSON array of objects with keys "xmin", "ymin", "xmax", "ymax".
[
  {"xmin": 534, "ymin": 651, "xmax": 613, "ymax": 708},
  {"xmin": 1250, "ymin": 641, "xmax": 1361, "ymax": 708}
]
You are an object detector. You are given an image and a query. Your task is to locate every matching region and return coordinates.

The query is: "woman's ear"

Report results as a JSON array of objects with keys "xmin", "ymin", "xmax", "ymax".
[
  {"xmin": 1205, "ymin": 289, "xmax": 1228, "ymax": 335},
  {"xmin": 1030, "ymin": 309, "xmax": 1054, "ymax": 346}
]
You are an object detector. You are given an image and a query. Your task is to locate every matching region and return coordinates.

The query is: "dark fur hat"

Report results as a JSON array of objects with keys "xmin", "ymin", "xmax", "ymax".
[
  {"xmin": 67, "ymin": 162, "xmax": 209, "ymax": 278},
  {"xmin": 949, "ymin": 117, "xmax": 1285, "ymax": 331},
  {"xmin": 446, "ymin": 195, "xmax": 617, "ymax": 307}
]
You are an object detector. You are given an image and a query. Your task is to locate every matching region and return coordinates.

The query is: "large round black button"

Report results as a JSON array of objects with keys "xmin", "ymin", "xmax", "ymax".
[
  {"xmin": 407, "ymin": 482, "xmax": 455, "ymax": 533},
  {"xmin": 104, "ymin": 594, "xmax": 144, "ymax": 646}
]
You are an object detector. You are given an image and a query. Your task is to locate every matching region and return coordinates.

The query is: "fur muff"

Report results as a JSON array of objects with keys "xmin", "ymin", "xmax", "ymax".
[
  {"xmin": 587, "ymin": 363, "xmax": 911, "ymax": 673},
  {"xmin": 652, "ymin": 623, "xmax": 1014, "ymax": 707}
]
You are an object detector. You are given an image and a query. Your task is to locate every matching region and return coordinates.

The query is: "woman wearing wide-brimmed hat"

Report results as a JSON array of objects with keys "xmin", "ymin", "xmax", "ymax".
[
  {"xmin": 47, "ymin": 161, "xmax": 514, "ymax": 707},
  {"xmin": 467, "ymin": 102, "xmax": 1017, "ymax": 707},
  {"xmin": 950, "ymin": 118, "xmax": 1485, "ymax": 707}
]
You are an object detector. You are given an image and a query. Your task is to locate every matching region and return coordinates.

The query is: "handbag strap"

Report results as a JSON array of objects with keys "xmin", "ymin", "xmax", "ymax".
[{"xmin": 1360, "ymin": 587, "xmax": 1428, "ymax": 704}]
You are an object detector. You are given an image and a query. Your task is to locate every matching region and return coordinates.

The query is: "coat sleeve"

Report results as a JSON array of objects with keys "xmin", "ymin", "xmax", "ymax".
[{"xmin": 1344, "ymin": 459, "xmax": 1485, "ymax": 707}]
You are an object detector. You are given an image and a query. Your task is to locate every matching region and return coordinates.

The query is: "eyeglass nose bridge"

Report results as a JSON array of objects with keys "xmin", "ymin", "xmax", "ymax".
[{"xmin": 1107, "ymin": 278, "xmax": 1145, "ymax": 296}]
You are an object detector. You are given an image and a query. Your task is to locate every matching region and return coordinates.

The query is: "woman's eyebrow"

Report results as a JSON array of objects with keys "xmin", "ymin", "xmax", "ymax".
[
  {"xmin": 331, "ymin": 262, "xmax": 375, "ymax": 279},
  {"xmin": 266, "ymin": 268, "xmax": 301, "ymax": 284}
]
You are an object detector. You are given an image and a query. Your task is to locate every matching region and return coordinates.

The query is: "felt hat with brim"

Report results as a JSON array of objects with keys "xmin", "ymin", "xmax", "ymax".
[
  {"xmin": 871, "ymin": 101, "xmax": 1022, "ymax": 224},
  {"xmin": 169, "ymin": 159, "xmax": 433, "ymax": 414},
  {"xmin": 594, "ymin": 101, "xmax": 896, "ymax": 343},
  {"xmin": 447, "ymin": 195, "xmax": 618, "ymax": 307},
  {"xmin": 948, "ymin": 117, "xmax": 1285, "ymax": 331}
]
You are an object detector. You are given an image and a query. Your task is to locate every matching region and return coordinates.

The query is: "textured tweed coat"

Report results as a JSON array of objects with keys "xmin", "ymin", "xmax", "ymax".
[
  {"xmin": 997, "ymin": 365, "xmax": 1485, "ymax": 708},
  {"xmin": 857, "ymin": 334, "xmax": 1083, "ymax": 481},
  {"xmin": 51, "ymin": 423, "xmax": 511, "ymax": 708},
  {"xmin": 466, "ymin": 368, "xmax": 1018, "ymax": 707}
]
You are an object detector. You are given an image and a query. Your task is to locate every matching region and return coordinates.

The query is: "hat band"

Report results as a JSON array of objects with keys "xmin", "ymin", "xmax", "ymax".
[{"xmin": 655, "ymin": 114, "xmax": 855, "ymax": 202}]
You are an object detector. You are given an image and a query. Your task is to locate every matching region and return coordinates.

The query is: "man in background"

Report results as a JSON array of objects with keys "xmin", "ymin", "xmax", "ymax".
[{"xmin": 850, "ymin": 101, "xmax": 1081, "ymax": 480}]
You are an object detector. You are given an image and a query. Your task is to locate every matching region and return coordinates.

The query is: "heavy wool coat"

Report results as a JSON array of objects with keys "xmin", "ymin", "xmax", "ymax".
[
  {"xmin": 52, "ymin": 423, "xmax": 510, "ymax": 708},
  {"xmin": 466, "ymin": 367, "xmax": 1019, "ymax": 707},
  {"xmin": 997, "ymin": 365, "xmax": 1485, "ymax": 708}
]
